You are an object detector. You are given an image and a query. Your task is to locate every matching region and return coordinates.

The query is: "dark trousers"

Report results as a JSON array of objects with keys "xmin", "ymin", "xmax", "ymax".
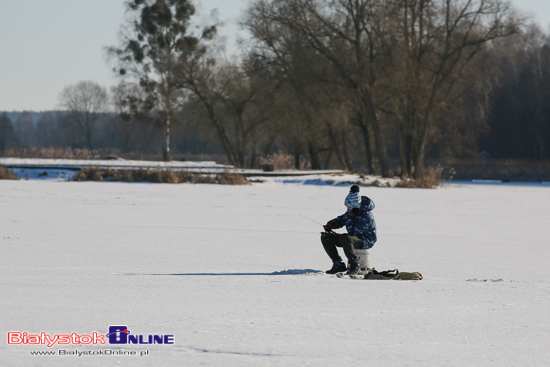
[{"xmin": 321, "ymin": 232, "xmax": 363, "ymax": 265}]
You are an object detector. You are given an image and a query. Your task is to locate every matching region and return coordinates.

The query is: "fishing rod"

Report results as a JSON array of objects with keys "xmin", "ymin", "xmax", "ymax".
[
  {"xmin": 299, "ymin": 214, "xmax": 334, "ymax": 233},
  {"xmin": 299, "ymin": 214, "xmax": 323, "ymax": 226}
]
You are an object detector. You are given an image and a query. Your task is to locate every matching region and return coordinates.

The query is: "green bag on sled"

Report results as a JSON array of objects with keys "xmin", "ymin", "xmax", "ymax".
[{"xmin": 364, "ymin": 268, "xmax": 423, "ymax": 280}]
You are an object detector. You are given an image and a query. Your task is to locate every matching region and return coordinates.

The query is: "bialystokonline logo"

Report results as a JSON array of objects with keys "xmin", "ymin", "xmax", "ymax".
[{"xmin": 7, "ymin": 326, "xmax": 174, "ymax": 348}]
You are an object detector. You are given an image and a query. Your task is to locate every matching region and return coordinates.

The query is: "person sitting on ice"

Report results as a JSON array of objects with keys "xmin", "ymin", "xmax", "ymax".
[{"xmin": 322, "ymin": 185, "xmax": 377, "ymax": 275}]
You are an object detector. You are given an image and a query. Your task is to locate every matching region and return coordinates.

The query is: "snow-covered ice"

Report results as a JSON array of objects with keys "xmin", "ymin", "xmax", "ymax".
[{"xmin": 1, "ymin": 179, "xmax": 549, "ymax": 366}]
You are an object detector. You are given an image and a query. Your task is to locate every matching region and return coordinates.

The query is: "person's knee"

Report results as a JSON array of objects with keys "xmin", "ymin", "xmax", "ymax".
[{"xmin": 338, "ymin": 235, "xmax": 350, "ymax": 246}]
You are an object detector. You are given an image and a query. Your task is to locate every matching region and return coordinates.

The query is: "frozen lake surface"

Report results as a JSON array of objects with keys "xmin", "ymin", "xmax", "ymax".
[{"xmin": 1, "ymin": 179, "xmax": 549, "ymax": 366}]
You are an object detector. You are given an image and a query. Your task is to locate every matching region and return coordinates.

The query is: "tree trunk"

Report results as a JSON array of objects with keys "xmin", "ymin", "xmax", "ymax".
[
  {"xmin": 83, "ymin": 115, "xmax": 93, "ymax": 149},
  {"xmin": 397, "ymin": 123, "xmax": 408, "ymax": 178},
  {"xmin": 294, "ymin": 139, "xmax": 304, "ymax": 169},
  {"xmin": 414, "ymin": 117, "xmax": 430, "ymax": 179},
  {"xmin": 162, "ymin": 116, "xmax": 171, "ymax": 162},
  {"xmin": 263, "ymin": 136, "xmax": 275, "ymax": 158},
  {"xmin": 192, "ymin": 89, "xmax": 238, "ymax": 166},
  {"xmin": 327, "ymin": 125, "xmax": 346, "ymax": 169},
  {"xmin": 362, "ymin": 89, "xmax": 393, "ymax": 177},
  {"xmin": 237, "ymin": 150, "xmax": 246, "ymax": 168},
  {"xmin": 356, "ymin": 115, "xmax": 377, "ymax": 175},
  {"xmin": 294, "ymin": 152, "xmax": 301, "ymax": 169},
  {"xmin": 323, "ymin": 145, "xmax": 334, "ymax": 169},
  {"xmin": 342, "ymin": 131, "xmax": 355, "ymax": 172},
  {"xmin": 249, "ymin": 143, "xmax": 257, "ymax": 169},
  {"xmin": 308, "ymin": 141, "xmax": 321, "ymax": 170}
]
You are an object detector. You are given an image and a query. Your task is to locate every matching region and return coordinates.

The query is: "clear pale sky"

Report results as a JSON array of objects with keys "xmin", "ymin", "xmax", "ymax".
[{"xmin": 1, "ymin": 0, "xmax": 549, "ymax": 111}]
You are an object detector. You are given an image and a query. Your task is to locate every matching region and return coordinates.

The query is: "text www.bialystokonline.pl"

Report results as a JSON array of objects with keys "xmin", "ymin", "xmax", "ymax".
[{"xmin": 30, "ymin": 349, "xmax": 150, "ymax": 357}]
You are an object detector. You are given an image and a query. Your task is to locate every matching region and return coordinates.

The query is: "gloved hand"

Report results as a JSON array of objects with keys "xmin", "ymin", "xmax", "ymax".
[
  {"xmin": 350, "ymin": 185, "xmax": 360, "ymax": 193},
  {"xmin": 323, "ymin": 222, "xmax": 333, "ymax": 232}
]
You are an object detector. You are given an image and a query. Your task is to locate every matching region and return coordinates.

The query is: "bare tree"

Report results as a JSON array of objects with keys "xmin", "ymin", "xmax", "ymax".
[
  {"xmin": 244, "ymin": 0, "xmax": 522, "ymax": 178},
  {"xmin": 181, "ymin": 57, "xmax": 274, "ymax": 167},
  {"xmin": 217, "ymin": 64, "xmax": 273, "ymax": 167},
  {"xmin": 243, "ymin": 3, "xmax": 356, "ymax": 170},
  {"xmin": 380, "ymin": 0, "xmax": 521, "ymax": 177},
  {"xmin": 58, "ymin": 81, "xmax": 109, "ymax": 149},
  {"xmin": 243, "ymin": 0, "xmax": 394, "ymax": 176}
]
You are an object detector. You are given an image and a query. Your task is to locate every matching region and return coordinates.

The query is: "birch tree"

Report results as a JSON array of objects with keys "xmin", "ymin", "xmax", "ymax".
[{"xmin": 107, "ymin": 0, "xmax": 216, "ymax": 161}]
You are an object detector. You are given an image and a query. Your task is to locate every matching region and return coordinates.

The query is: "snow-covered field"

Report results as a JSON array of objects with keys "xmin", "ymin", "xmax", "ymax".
[{"xmin": 1, "ymin": 178, "xmax": 549, "ymax": 366}]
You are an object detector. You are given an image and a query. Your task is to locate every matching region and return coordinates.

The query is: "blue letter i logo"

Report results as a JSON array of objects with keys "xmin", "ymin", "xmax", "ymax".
[{"xmin": 107, "ymin": 325, "xmax": 130, "ymax": 344}]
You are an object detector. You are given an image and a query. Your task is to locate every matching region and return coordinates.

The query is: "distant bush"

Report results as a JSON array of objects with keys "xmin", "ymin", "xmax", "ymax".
[
  {"xmin": 369, "ymin": 179, "xmax": 393, "ymax": 188},
  {"xmin": 215, "ymin": 170, "xmax": 249, "ymax": 185},
  {"xmin": 74, "ymin": 167, "xmax": 248, "ymax": 185},
  {"xmin": 0, "ymin": 166, "xmax": 19, "ymax": 180},
  {"xmin": 395, "ymin": 166, "xmax": 443, "ymax": 188}
]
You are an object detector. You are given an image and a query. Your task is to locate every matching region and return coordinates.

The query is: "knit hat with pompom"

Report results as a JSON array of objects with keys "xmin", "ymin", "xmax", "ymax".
[{"xmin": 344, "ymin": 185, "xmax": 361, "ymax": 208}]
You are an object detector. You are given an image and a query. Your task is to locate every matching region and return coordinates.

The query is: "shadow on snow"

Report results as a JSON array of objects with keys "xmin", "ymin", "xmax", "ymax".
[{"xmin": 122, "ymin": 269, "xmax": 324, "ymax": 276}]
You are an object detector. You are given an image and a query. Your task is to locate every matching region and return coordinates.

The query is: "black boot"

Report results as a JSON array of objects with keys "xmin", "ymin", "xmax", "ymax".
[
  {"xmin": 326, "ymin": 261, "xmax": 347, "ymax": 274},
  {"xmin": 347, "ymin": 262, "xmax": 361, "ymax": 276}
]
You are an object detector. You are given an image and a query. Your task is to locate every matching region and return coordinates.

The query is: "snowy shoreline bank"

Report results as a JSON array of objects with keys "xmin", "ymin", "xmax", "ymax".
[{"xmin": 3, "ymin": 158, "xmax": 550, "ymax": 186}]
